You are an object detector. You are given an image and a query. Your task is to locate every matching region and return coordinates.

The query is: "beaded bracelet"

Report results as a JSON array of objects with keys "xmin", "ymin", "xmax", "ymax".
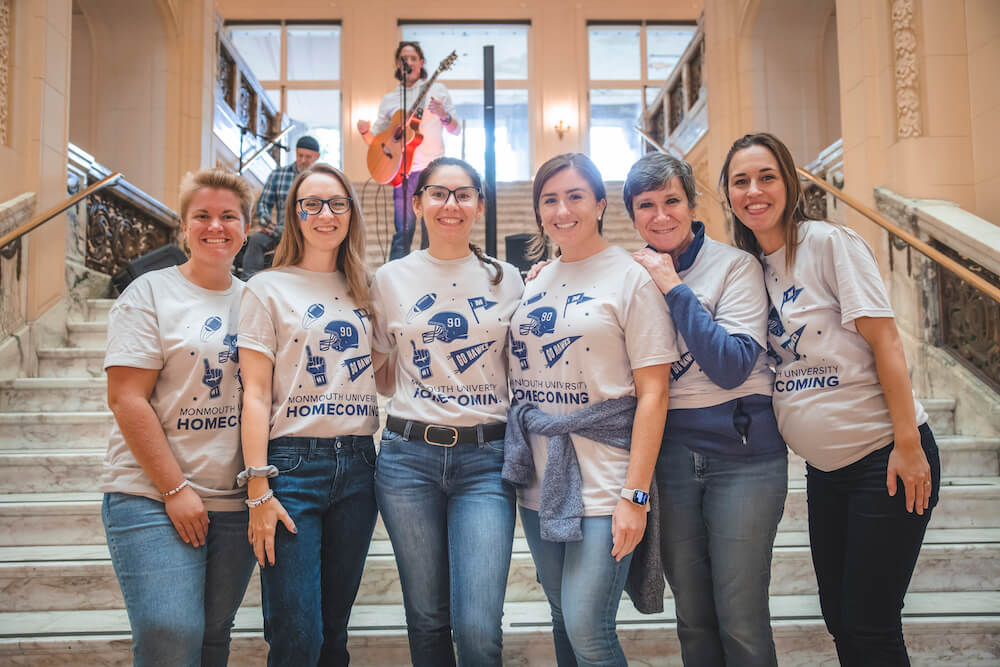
[
  {"xmin": 162, "ymin": 479, "xmax": 189, "ymax": 498},
  {"xmin": 246, "ymin": 490, "xmax": 274, "ymax": 508}
]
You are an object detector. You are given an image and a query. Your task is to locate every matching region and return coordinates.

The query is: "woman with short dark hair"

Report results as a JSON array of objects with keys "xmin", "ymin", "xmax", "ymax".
[{"xmin": 626, "ymin": 151, "xmax": 787, "ymax": 666}]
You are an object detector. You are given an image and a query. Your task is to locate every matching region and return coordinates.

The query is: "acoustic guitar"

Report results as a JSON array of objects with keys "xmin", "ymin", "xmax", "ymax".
[{"xmin": 366, "ymin": 51, "xmax": 458, "ymax": 185}]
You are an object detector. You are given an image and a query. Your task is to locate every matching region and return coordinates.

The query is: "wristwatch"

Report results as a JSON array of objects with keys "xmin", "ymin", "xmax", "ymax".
[{"xmin": 621, "ymin": 488, "xmax": 649, "ymax": 506}]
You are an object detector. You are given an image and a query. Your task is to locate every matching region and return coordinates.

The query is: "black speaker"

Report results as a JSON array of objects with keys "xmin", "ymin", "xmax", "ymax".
[
  {"xmin": 505, "ymin": 233, "xmax": 545, "ymax": 276},
  {"xmin": 111, "ymin": 244, "xmax": 187, "ymax": 294}
]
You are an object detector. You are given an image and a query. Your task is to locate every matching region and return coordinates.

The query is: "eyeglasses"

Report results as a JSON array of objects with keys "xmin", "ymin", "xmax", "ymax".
[
  {"xmin": 297, "ymin": 197, "xmax": 352, "ymax": 216},
  {"xmin": 419, "ymin": 186, "xmax": 481, "ymax": 205}
]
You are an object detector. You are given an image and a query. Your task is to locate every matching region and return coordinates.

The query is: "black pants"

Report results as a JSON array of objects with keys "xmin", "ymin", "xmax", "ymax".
[
  {"xmin": 806, "ymin": 423, "xmax": 940, "ymax": 666},
  {"xmin": 243, "ymin": 231, "xmax": 280, "ymax": 276}
]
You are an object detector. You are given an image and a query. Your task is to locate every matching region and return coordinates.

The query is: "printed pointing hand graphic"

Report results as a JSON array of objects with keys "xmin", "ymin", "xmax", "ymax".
[
  {"xmin": 305, "ymin": 345, "xmax": 328, "ymax": 386},
  {"xmin": 511, "ymin": 338, "xmax": 529, "ymax": 370},
  {"xmin": 202, "ymin": 359, "xmax": 222, "ymax": 398},
  {"xmin": 411, "ymin": 340, "xmax": 432, "ymax": 379}
]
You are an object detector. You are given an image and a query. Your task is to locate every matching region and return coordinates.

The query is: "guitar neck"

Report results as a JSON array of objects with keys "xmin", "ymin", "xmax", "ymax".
[{"xmin": 406, "ymin": 71, "xmax": 444, "ymax": 117}]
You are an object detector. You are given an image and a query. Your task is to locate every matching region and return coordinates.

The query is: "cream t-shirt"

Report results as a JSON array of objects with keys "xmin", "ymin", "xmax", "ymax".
[
  {"xmin": 371, "ymin": 250, "xmax": 523, "ymax": 427},
  {"xmin": 509, "ymin": 245, "xmax": 680, "ymax": 515},
  {"xmin": 101, "ymin": 266, "xmax": 246, "ymax": 511},
  {"xmin": 238, "ymin": 266, "xmax": 379, "ymax": 439},
  {"xmin": 669, "ymin": 236, "xmax": 775, "ymax": 409},
  {"xmin": 764, "ymin": 220, "xmax": 927, "ymax": 471}
]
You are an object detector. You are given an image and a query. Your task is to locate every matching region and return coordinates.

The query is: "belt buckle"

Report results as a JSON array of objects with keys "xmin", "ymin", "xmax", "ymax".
[{"xmin": 424, "ymin": 424, "xmax": 459, "ymax": 447}]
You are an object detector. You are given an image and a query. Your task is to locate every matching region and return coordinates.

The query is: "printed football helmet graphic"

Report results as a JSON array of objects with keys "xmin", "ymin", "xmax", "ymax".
[
  {"xmin": 320, "ymin": 320, "xmax": 360, "ymax": 352},
  {"xmin": 422, "ymin": 312, "xmax": 469, "ymax": 344},
  {"xmin": 519, "ymin": 306, "xmax": 557, "ymax": 337}
]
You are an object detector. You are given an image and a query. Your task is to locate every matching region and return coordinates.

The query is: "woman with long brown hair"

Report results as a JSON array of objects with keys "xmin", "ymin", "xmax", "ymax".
[
  {"xmin": 721, "ymin": 132, "xmax": 939, "ymax": 666},
  {"xmin": 238, "ymin": 163, "xmax": 380, "ymax": 665}
]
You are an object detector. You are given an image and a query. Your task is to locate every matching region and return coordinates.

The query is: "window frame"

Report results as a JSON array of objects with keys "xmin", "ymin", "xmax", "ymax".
[
  {"xmin": 586, "ymin": 20, "xmax": 697, "ymax": 177},
  {"xmin": 397, "ymin": 21, "xmax": 534, "ymax": 181},
  {"xmin": 226, "ymin": 20, "xmax": 344, "ymax": 167}
]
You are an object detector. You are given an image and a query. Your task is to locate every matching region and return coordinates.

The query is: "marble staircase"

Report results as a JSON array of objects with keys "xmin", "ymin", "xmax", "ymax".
[
  {"xmin": 0, "ymin": 298, "xmax": 998, "ymax": 665},
  {"xmin": 356, "ymin": 180, "xmax": 645, "ymax": 270}
]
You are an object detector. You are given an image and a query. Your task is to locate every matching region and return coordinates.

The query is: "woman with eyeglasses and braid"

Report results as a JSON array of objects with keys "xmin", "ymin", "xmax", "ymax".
[
  {"xmin": 371, "ymin": 156, "xmax": 524, "ymax": 666},
  {"xmin": 238, "ymin": 163, "xmax": 380, "ymax": 665}
]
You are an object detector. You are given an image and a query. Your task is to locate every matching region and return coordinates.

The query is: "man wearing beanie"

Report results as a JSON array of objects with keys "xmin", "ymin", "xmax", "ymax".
[{"xmin": 242, "ymin": 135, "xmax": 322, "ymax": 276}]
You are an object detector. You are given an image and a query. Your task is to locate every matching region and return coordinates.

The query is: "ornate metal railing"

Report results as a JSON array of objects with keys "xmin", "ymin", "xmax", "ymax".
[
  {"xmin": 870, "ymin": 186, "xmax": 1000, "ymax": 391},
  {"xmin": 67, "ymin": 143, "xmax": 180, "ymax": 278},
  {"xmin": 802, "ymin": 139, "xmax": 844, "ymax": 222},
  {"xmin": 214, "ymin": 24, "xmax": 287, "ymax": 182},
  {"xmin": 640, "ymin": 18, "xmax": 706, "ymax": 156}
]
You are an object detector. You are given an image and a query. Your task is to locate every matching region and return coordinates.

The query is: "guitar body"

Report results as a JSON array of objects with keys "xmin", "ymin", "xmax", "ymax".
[
  {"xmin": 367, "ymin": 109, "xmax": 424, "ymax": 185},
  {"xmin": 365, "ymin": 51, "xmax": 459, "ymax": 185}
]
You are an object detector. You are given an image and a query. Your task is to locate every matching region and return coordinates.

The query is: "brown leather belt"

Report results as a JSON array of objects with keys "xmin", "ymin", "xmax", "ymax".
[{"xmin": 384, "ymin": 415, "xmax": 506, "ymax": 447}]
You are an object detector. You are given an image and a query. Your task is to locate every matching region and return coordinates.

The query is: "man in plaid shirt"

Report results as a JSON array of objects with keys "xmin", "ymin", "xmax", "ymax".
[{"xmin": 242, "ymin": 135, "xmax": 321, "ymax": 276}]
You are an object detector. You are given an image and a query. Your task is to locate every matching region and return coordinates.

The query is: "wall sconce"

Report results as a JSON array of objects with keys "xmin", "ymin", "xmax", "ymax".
[{"xmin": 554, "ymin": 120, "xmax": 570, "ymax": 140}]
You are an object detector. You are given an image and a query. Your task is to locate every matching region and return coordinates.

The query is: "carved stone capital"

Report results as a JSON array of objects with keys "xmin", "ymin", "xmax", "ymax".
[
  {"xmin": 891, "ymin": 0, "xmax": 922, "ymax": 138},
  {"xmin": 0, "ymin": 0, "xmax": 10, "ymax": 145}
]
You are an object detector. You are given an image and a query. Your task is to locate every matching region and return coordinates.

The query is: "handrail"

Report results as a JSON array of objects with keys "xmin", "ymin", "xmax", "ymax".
[
  {"xmin": 239, "ymin": 124, "xmax": 293, "ymax": 174},
  {"xmin": 0, "ymin": 173, "xmax": 122, "ymax": 250},
  {"xmin": 797, "ymin": 167, "xmax": 1000, "ymax": 305}
]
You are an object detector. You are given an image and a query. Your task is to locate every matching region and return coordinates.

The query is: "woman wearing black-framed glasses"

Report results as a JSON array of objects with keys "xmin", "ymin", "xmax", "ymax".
[
  {"xmin": 238, "ymin": 163, "xmax": 382, "ymax": 665},
  {"xmin": 370, "ymin": 156, "xmax": 524, "ymax": 666}
]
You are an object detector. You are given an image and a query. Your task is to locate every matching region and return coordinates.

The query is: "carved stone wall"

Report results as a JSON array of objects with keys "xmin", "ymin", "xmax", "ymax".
[
  {"xmin": 891, "ymin": 0, "xmax": 922, "ymax": 138},
  {"xmin": 0, "ymin": 0, "xmax": 10, "ymax": 145}
]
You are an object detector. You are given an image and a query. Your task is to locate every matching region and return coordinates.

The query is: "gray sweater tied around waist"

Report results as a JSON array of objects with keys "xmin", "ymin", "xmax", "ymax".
[{"xmin": 501, "ymin": 395, "xmax": 665, "ymax": 614}]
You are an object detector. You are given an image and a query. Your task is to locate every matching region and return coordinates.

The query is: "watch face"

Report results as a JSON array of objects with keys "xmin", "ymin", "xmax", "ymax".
[{"xmin": 633, "ymin": 490, "xmax": 649, "ymax": 505}]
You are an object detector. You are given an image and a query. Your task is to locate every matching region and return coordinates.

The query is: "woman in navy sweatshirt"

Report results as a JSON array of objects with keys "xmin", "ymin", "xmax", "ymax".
[{"xmin": 628, "ymin": 153, "xmax": 787, "ymax": 666}]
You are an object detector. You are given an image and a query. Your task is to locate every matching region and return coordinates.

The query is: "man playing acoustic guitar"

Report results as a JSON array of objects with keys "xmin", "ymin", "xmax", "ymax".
[{"xmin": 357, "ymin": 41, "xmax": 459, "ymax": 260}]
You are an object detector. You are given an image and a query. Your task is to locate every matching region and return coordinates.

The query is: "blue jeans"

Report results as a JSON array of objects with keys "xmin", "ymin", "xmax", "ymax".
[
  {"xmin": 375, "ymin": 429, "xmax": 515, "ymax": 666},
  {"xmin": 656, "ymin": 442, "xmax": 787, "ymax": 666},
  {"xmin": 807, "ymin": 423, "xmax": 940, "ymax": 666},
  {"xmin": 390, "ymin": 171, "xmax": 427, "ymax": 260},
  {"xmin": 102, "ymin": 492, "xmax": 256, "ymax": 667},
  {"xmin": 260, "ymin": 435, "xmax": 378, "ymax": 667},
  {"xmin": 520, "ymin": 508, "xmax": 633, "ymax": 667}
]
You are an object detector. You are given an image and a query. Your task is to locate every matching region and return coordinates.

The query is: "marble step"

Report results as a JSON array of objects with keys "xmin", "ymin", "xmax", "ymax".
[
  {"xmin": 1, "ymin": 592, "xmax": 998, "ymax": 666},
  {"xmin": 36, "ymin": 348, "xmax": 105, "ymax": 378},
  {"xmin": 1, "ymin": 429, "xmax": 993, "ymax": 494},
  {"xmin": 66, "ymin": 322, "xmax": 108, "ymax": 348},
  {"xmin": 3, "ymin": 478, "xmax": 999, "ymax": 547},
  {"xmin": 787, "ymin": 435, "xmax": 1000, "ymax": 478},
  {"xmin": 85, "ymin": 299, "xmax": 113, "ymax": 323},
  {"xmin": 2, "ymin": 530, "xmax": 997, "ymax": 612},
  {"xmin": 0, "ymin": 378, "xmax": 108, "ymax": 412},
  {"xmin": 0, "ymin": 412, "xmax": 113, "ymax": 450}
]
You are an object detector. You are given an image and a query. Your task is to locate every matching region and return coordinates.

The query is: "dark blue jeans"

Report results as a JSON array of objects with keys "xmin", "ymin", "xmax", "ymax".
[
  {"xmin": 375, "ymin": 429, "xmax": 515, "ymax": 666},
  {"xmin": 807, "ymin": 423, "xmax": 940, "ymax": 667},
  {"xmin": 657, "ymin": 443, "xmax": 787, "ymax": 666},
  {"xmin": 390, "ymin": 171, "xmax": 428, "ymax": 260},
  {"xmin": 260, "ymin": 435, "xmax": 378, "ymax": 667},
  {"xmin": 102, "ymin": 493, "xmax": 256, "ymax": 667}
]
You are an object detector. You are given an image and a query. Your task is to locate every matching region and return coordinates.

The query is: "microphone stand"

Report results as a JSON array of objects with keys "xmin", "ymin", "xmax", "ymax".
[{"xmin": 399, "ymin": 62, "xmax": 410, "ymax": 248}]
